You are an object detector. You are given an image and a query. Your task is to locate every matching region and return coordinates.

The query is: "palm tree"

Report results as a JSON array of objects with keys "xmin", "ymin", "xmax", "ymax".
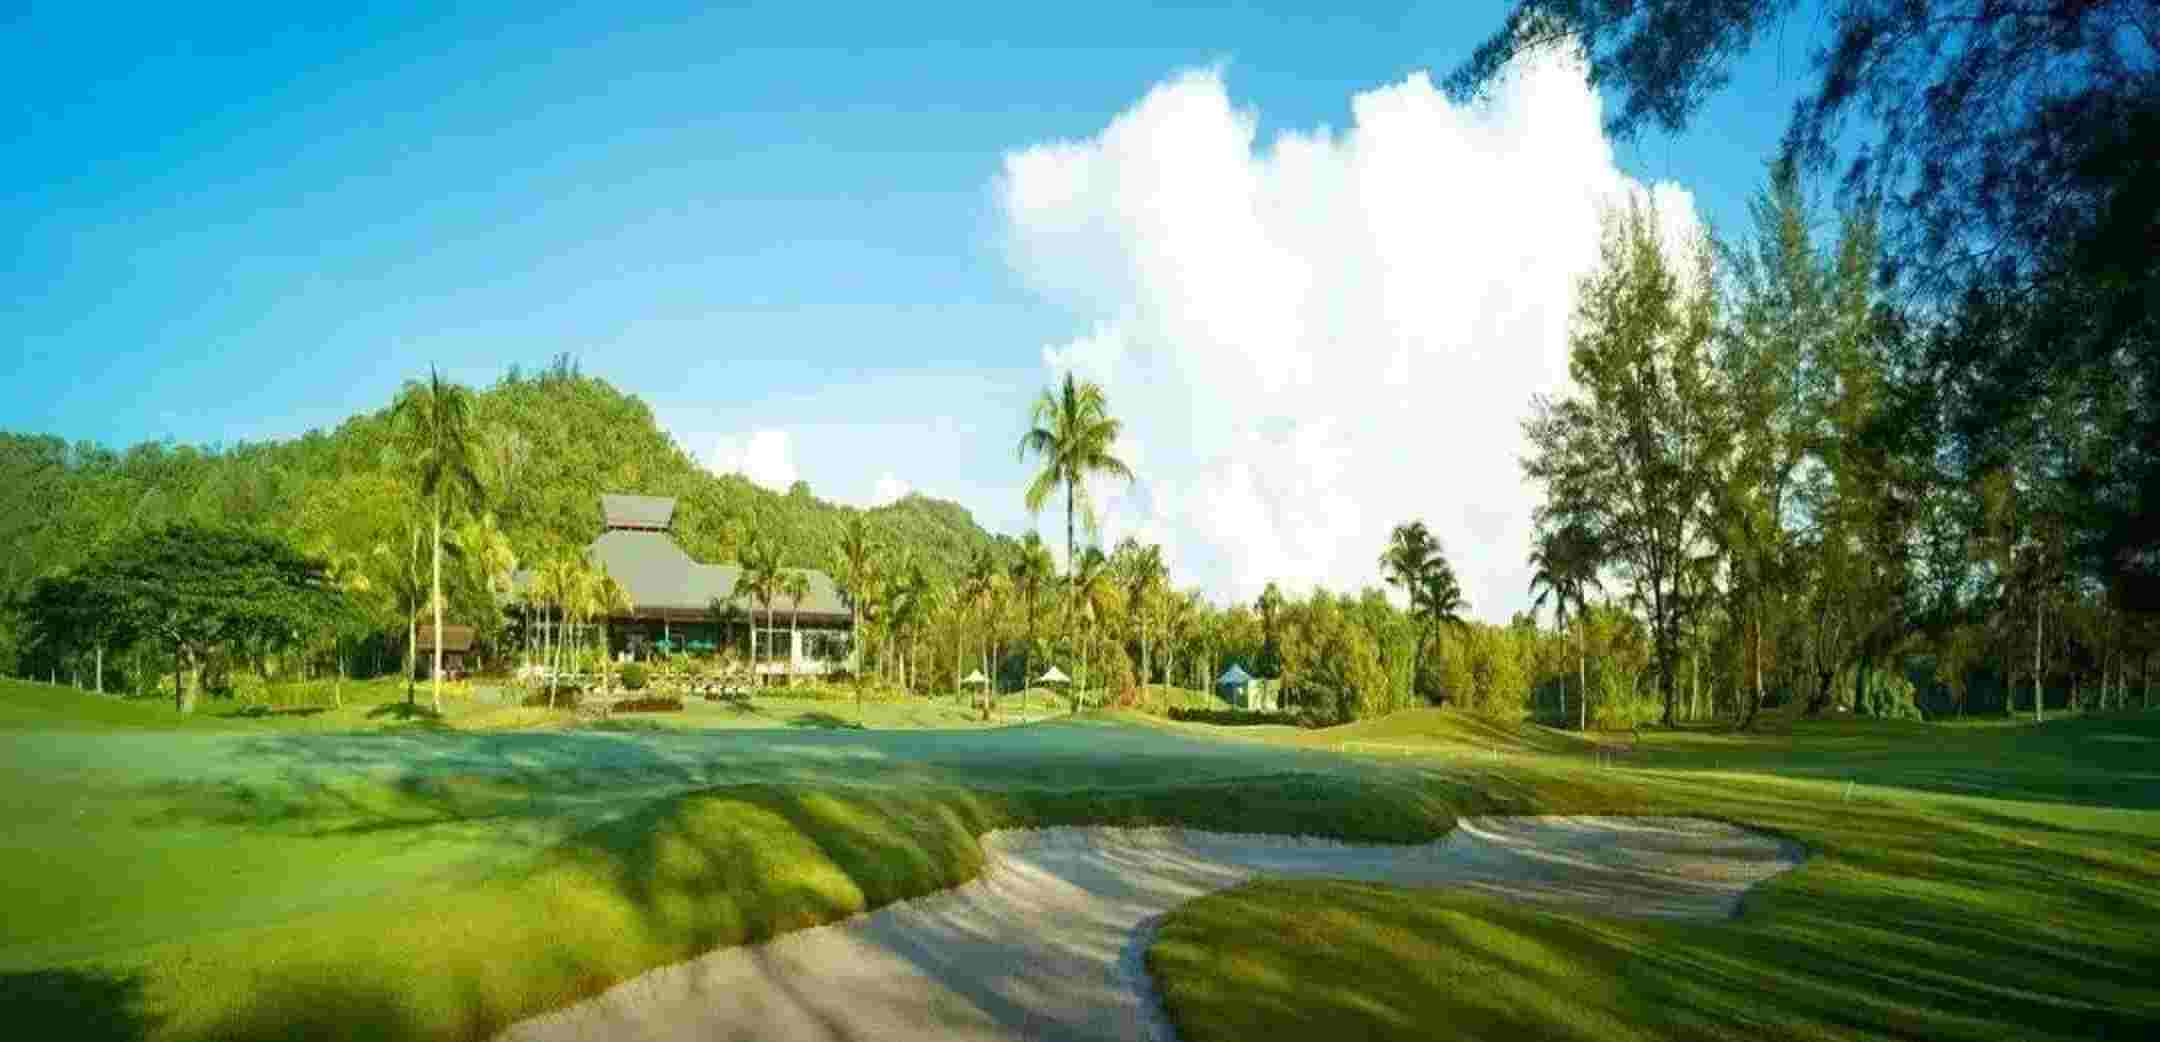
[
  {"xmin": 1381, "ymin": 520, "xmax": 1442, "ymax": 686},
  {"xmin": 1162, "ymin": 590, "xmax": 1199, "ymax": 690},
  {"xmin": 780, "ymin": 570, "xmax": 811, "ymax": 685},
  {"xmin": 452, "ymin": 512, "xmax": 517, "ymax": 675},
  {"xmin": 592, "ymin": 562, "xmax": 633, "ymax": 693},
  {"xmin": 390, "ymin": 367, "xmax": 485, "ymax": 712},
  {"xmin": 1529, "ymin": 524, "xmax": 1603, "ymax": 731},
  {"xmin": 1416, "ymin": 557, "xmax": 1473, "ymax": 705},
  {"xmin": 834, "ymin": 515, "xmax": 879, "ymax": 682},
  {"xmin": 1256, "ymin": 581, "xmax": 1284, "ymax": 679},
  {"xmin": 1011, "ymin": 532, "xmax": 1054, "ymax": 706},
  {"xmin": 739, "ymin": 535, "xmax": 785, "ymax": 686},
  {"xmin": 961, "ymin": 546, "xmax": 1000, "ymax": 718},
  {"xmin": 887, "ymin": 559, "xmax": 930, "ymax": 692},
  {"xmin": 1125, "ymin": 544, "xmax": 1167, "ymax": 687},
  {"xmin": 311, "ymin": 543, "xmax": 373, "ymax": 708},
  {"xmin": 372, "ymin": 518, "xmax": 428, "ymax": 705},
  {"xmin": 1018, "ymin": 372, "xmax": 1135, "ymax": 659},
  {"xmin": 1071, "ymin": 546, "xmax": 1115, "ymax": 711}
]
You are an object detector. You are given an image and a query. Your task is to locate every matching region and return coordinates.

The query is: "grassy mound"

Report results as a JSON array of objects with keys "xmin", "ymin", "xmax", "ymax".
[
  {"xmin": 1295, "ymin": 706, "xmax": 1595, "ymax": 756},
  {"xmin": 1150, "ymin": 715, "xmax": 2160, "ymax": 1042},
  {"xmin": 1, "ymin": 768, "xmax": 1561, "ymax": 1042}
]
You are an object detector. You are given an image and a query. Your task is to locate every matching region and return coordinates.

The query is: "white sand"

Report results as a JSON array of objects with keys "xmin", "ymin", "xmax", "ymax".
[{"xmin": 498, "ymin": 817, "xmax": 1803, "ymax": 1042}]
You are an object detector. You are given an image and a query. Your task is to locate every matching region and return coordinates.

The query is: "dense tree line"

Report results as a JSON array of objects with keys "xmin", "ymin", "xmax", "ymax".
[
  {"xmin": 1454, "ymin": 0, "xmax": 2160, "ymax": 725},
  {"xmin": 1, "ymin": 355, "xmax": 1011, "ymax": 696}
]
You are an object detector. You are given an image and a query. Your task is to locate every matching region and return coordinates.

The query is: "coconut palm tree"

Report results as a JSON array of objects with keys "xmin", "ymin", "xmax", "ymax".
[
  {"xmin": 1018, "ymin": 372, "xmax": 1135, "ymax": 654},
  {"xmin": 390, "ymin": 367, "xmax": 485, "ymax": 712},
  {"xmin": 373, "ymin": 518, "xmax": 428, "ymax": 705},
  {"xmin": 834, "ymin": 515, "xmax": 879, "ymax": 681},
  {"xmin": 1416, "ymin": 556, "xmax": 1474, "ymax": 705},
  {"xmin": 1125, "ymin": 543, "xmax": 1167, "ymax": 687},
  {"xmin": 887, "ymin": 559, "xmax": 931, "ymax": 692},
  {"xmin": 1529, "ymin": 523, "xmax": 1603, "ymax": 730},
  {"xmin": 1255, "ymin": 581, "xmax": 1284, "ymax": 678},
  {"xmin": 739, "ymin": 534, "xmax": 785, "ymax": 685},
  {"xmin": 1011, "ymin": 532, "xmax": 1055, "ymax": 705},
  {"xmin": 310, "ymin": 543, "xmax": 374, "ymax": 708},
  {"xmin": 452, "ymin": 512, "xmax": 517, "ymax": 673},
  {"xmin": 592, "ymin": 561, "xmax": 633, "ymax": 693},
  {"xmin": 961, "ymin": 546, "xmax": 1000, "ymax": 718},
  {"xmin": 1381, "ymin": 520, "xmax": 1442, "ymax": 683},
  {"xmin": 1071, "ymin": 546, "xmax": 1115, "ymax": 710},
  {"xmin": 780, "ymin": 570, "xmax": 811, "ymax": 685}
]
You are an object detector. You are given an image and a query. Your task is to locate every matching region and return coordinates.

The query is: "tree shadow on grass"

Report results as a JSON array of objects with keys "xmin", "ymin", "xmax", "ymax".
[
  {"xmin": 0, "ymin": 968, "xmax": 158, "ymax": 1042},
  {"xmin": 365, "ymin": 703, "xmax": 444, "ymax": 725},
  {"xmin": 788, "ymin": 711, "xmax": 865, "ymax": 730},
  {"xmin": 220, "ymin": 706, "xmax": 329, "ymax": 719}
]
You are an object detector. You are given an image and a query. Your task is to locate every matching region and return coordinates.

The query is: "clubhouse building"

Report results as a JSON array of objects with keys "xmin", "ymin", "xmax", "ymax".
[{"xmin": 514, "ymin": 494, "xmax": 853, "ymax": 679}]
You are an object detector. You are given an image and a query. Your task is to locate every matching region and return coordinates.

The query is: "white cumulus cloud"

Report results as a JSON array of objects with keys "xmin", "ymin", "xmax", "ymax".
[
  {"xmin": 870, "ymin": 473, "xmax": 913, "ymax": 506},
  {"xmin": 703, "ymin": 429, "xmax": 800, "ymax": 492},
  {"xmin": 997, "ymin": 47, "xmax": 1701, "ymax": 620}
]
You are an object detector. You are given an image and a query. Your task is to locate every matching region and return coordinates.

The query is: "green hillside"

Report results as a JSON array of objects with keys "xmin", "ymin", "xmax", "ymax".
[{"xmin": 0, "ymin": 360, "xmax": 1011, "ymax": 675}]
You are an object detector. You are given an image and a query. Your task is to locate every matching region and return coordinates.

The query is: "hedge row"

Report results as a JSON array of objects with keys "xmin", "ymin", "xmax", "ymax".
[{"xmin": 1166, "ymin": 707, "xmax": 1307, "ymax": 727}]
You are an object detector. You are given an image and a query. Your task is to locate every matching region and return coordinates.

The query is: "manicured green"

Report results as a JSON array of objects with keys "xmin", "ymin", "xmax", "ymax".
[
  {"xmin": 1150, "ymin": 712, "xmax": 2160, "ymax": 1042},
  {"xmin": 7, "ymin": 674, "xmax": 2156, "ymax": 1041},
  {"xmin": 0, "ymin": 675, "xmax": 1523, "ymax": 1041}
]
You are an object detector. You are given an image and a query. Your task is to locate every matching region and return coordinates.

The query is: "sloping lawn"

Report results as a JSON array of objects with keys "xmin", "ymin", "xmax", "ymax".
[
  {"xmin": 1151, "ymin": 715, "xmax": 2160, "ymax": 1042},
  {"xmin": 8, "ymin": 674, "xmax": 2155, "ymax": 1042}
]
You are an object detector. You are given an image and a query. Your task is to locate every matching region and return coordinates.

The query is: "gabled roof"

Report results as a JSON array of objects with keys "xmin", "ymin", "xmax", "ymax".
[
  {"xmin": 509, "ymin": 495, "xmax": 852, "ymax": 622},
  {"xmin": 1217, "ymin": 663, "xmax": 1253, "ymax": 685},
  {"xmin": 417, "ymin": 624, "xmax": 475, "ymax": 652},
  {"xmin": 510, "ymin": 529, "xmax": 852, "ymax": 620},
  {"xmin": 601, "ymin": 493, "xmax": 676, "ymax": 531}
]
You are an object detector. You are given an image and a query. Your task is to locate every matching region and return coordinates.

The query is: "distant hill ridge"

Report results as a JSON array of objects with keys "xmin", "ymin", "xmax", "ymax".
[{"xmin": 0, "ymin": 367, "xmax": 1011, "ymax": 617}]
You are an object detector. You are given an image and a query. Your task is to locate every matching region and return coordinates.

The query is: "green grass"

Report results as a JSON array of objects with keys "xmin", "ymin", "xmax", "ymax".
[
  {"xmin": 1150, "ymin": 712, "xmax": 2160, "ymax": 1042},
  {"xmin": 5, "ymin": 674, "xmax": 2156, "ymax": 1041}
]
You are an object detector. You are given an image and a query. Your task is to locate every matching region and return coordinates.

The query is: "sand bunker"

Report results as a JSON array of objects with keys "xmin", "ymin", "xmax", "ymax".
[{"xmin": 498, "ymin": 816, "xmax": 1803, "ymax": 1042}]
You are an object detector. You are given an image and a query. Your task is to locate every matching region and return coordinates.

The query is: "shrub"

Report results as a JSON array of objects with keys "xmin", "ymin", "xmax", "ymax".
[
  {"xmin": 620, "ymin": 663, "xmax": 650, "ymax": 691},
  {"xmin": 521, "ymin": 685, "xmax": 582, "ymax": 709},
  {"xmin": 1167, "ymin": 707, "xmax": 1305, "ymax": 727},
  {"xmin": 613, "ymin": 696, "xmax": 683, "ymax": 713}
]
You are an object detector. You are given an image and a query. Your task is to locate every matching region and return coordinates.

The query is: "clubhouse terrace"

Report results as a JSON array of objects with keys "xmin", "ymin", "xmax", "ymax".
[{"xmin": 512, "ymin": 494, "xmax": 852, "ymax": 679}]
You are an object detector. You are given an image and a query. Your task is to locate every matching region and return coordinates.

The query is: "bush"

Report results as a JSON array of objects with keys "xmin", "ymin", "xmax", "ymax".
[
  {"xmin": 521, "ymin": 685, "xmax": 582, "ymax": 708},
  {"xmin": 1167, "ymin": 707, "xmax": 1305, "ymax": 727},
  {"xmin": 620, "ymin": 663, "xmax": 649, "ymax": 691},
  {"xmin": 613, "ymin": 696, "xmax": 683, "ymax": 713}
]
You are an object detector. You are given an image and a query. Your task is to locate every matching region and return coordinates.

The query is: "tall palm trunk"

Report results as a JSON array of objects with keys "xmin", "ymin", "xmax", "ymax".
[
  {"xmin": 2033, "ymin": 594, "xmax": 2044, "ymax": 724},
  {"xmin": 407, "ymin": 610, "xmax": 420, "ymax": 705},
  {"xmin": 1079, "ymin": 620, "xmax": 1090, "ymax": 714},
  {"xmin": 1577, "ymin": 620, "xmax": 1587, "ymax": 732},
  {"xmin": 431, "ymin": 504, "xmax": 444, "ymax": 712}
]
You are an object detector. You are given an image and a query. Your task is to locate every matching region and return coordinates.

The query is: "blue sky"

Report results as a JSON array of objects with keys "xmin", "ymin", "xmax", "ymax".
[{"xmin": 2, "ymin": 2, "xmax": 1832, "ymax": 614}]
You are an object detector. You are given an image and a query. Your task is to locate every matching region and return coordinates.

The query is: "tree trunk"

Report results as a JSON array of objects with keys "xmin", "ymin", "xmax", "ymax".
[
  {"xmin": 431, "ymin": 503, "xmax": 444, "ymax": 713},
  {"xmin": 1750, "ymin": 614, "xmax": 1764, "ymax": 729},
  {"xmin": 1578, "ymin": 623, "xmax": 1588, "ymax": 732},
  {"xmin": 407, "ymin": 611, "xmax": 419, "ymax": 706},
  {"xmin": 1079, "ymin": 623, "xmax": 1090, "ymax": 715},
  {"xmin": 2033, "ymin": 596, "xmax": 2044, "ymax": 724},
  {"xmin": 174, "ymin": 640, "xmax": 185, "ymax": 713},
  {"xmin": 95, "ymin": 644, "xmax": 103, "ymax": 695}
]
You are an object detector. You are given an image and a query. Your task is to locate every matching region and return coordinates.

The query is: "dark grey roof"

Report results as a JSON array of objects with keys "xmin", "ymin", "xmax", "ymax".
[
  {"xmin": 601, "ymin": 493, "xmax": 677, "ymax": 530},
  {"xmin": 513, "ymin": 528, "xmax": 851, "ymax": 620}
]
